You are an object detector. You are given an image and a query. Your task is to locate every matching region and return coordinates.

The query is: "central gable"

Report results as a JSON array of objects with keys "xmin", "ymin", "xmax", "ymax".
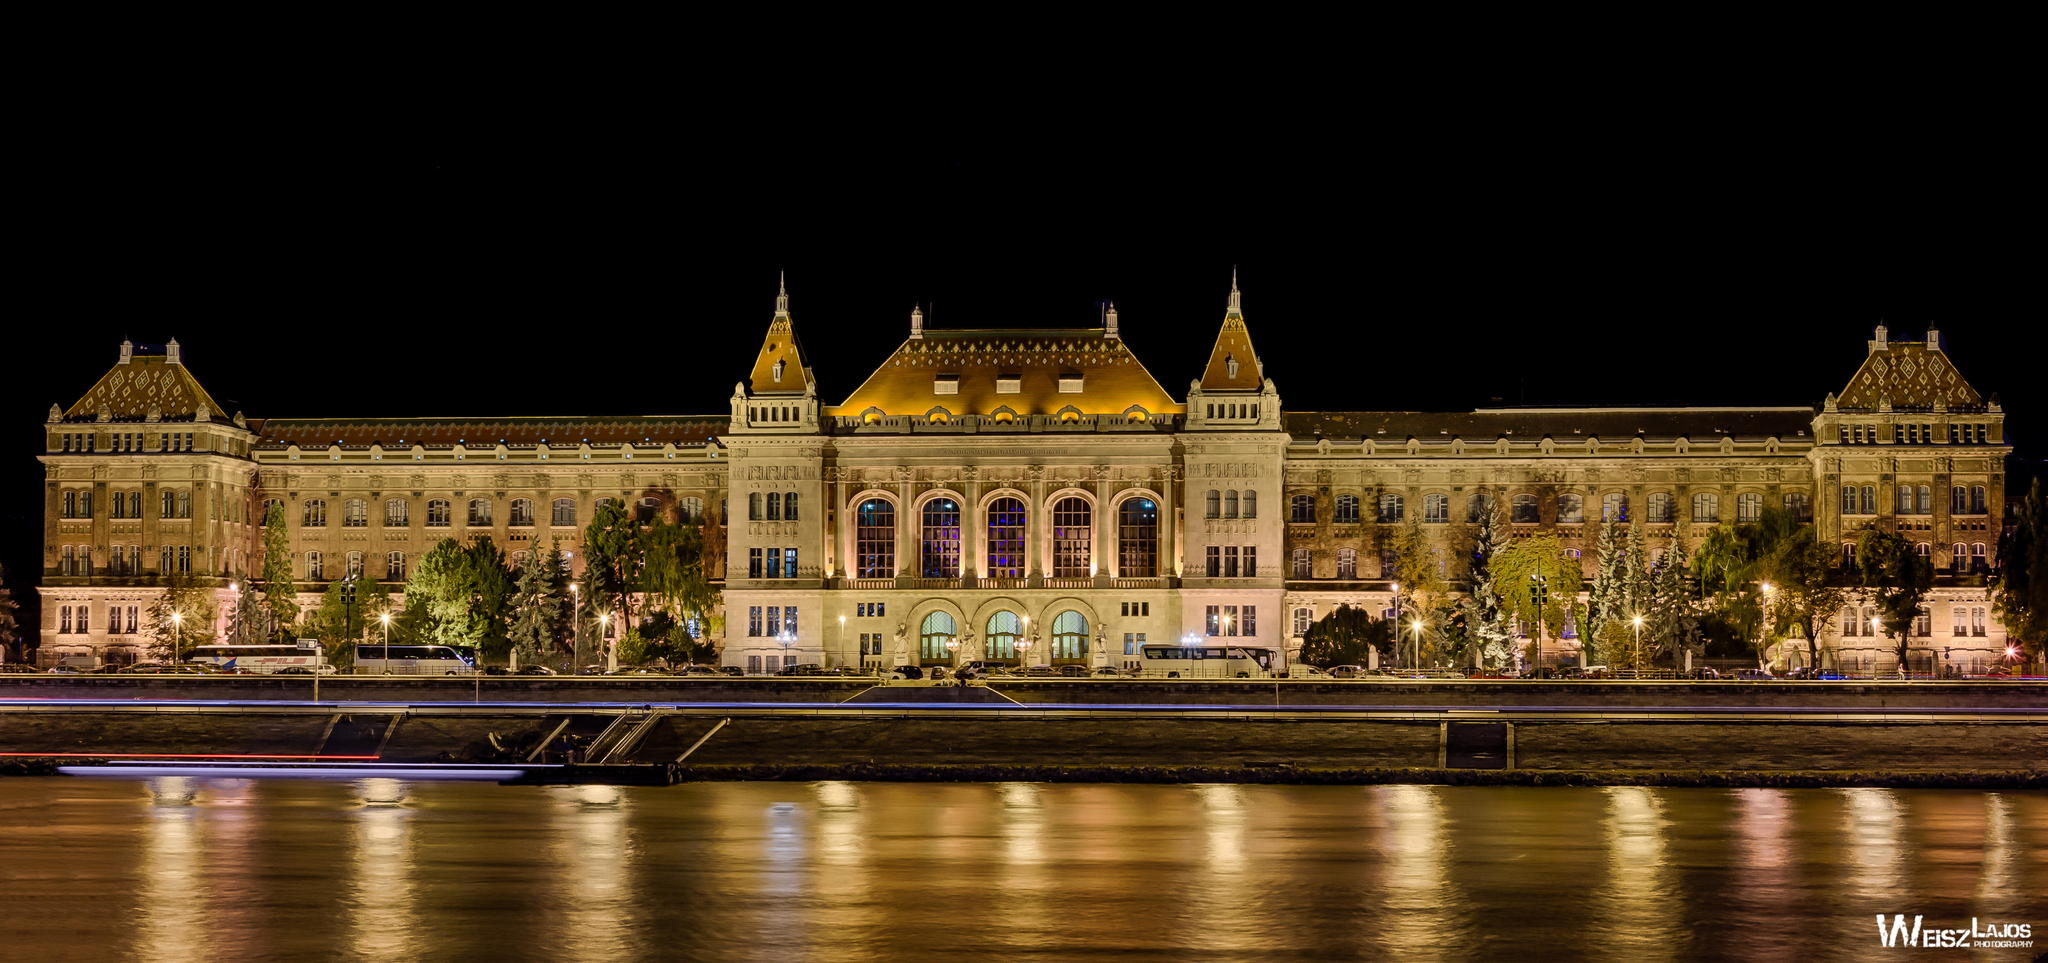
[{"xmin": 826, "ymin": 329, "xmax": 1185, "ymax": 418}]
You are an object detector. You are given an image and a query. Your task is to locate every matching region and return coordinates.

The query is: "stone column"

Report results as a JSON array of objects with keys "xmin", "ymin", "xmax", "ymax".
[{"xmin": 961, "ymin": 473, "xmax": 980, "ymax": 582}]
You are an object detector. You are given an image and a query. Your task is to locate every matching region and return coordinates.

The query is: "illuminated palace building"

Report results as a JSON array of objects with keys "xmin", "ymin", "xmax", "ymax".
[{"xmin": 36, "ymin": 280, "xmax": 2014, "ymax": 672}]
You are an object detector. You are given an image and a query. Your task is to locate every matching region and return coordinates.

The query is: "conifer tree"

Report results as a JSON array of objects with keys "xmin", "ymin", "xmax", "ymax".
[
  {"xmin": 1464, "ymin": 492, "xmax": 1516, "ymax": 669},
  {"xmin": 1584, "ymin": 510, "xmax": 1626, "ymax": 658},
  {"xmin": 259, "ymin": 502, "xmax": 298, "ymax": 640},
  {"xmin": 1646, "ymin": 540, "xmax": 1700, "ymax": 668},
  {"xmin": 509, "ymin": 542, "xmax": 566, "ymax": 665},
  {"xmin": 1994, "ymin": 478, "xmax": 2048, "ymax": 671},
  {"xmin": 0, "ymin": 563, "xmax": 22, "ymax": 662},
  {"xmin": 225, "ymin": 574, "xmax": 266, "ymax": 644}
]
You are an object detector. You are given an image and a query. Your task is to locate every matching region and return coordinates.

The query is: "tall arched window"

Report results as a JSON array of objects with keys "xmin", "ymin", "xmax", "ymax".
[
  {"xmin": 1377, "ymin": 493, "xmax": 1403, "ymax": 523},
  {"xmin": 386, "ymin": 551, "xmax": 405, "ymax": 580},
  {"xmin": 386, "ymin": 498, "xmax": 409, "ymax": 526},
  {"xmin": 1205, "ymin": 490, "xmax": 1221, "ymax": 519},
  {"xmin": 1242, "ymin": 490, "xmax": 1256, "ymax": 519},
  {"xmin": 1336, "ymin": 547, "xmax": 1357, "ymax": 579},
  {"xmin": 127, "ymin": 491, "xmax": 141, "ymax": 519},
  {"xmin": 985, "ymin": 611, "xmax": 1021, "ymax": 661},
  {"xmin": 468, "ymin": 498, "xmax": 492, "ymax": 526},
  {"xmin": 346, "ymin": 551, "xmax": 364, "ymax": 577},
  {"xmin": 921, "ymin": 498, "xmax": 962, "ymax": 578},
  {"xmin": 855, "ymin": 498, "xmax": 896, "ymax": 579},
  {"xmin": 985, "ymin": 497, "xmax": 1026, "ymax": 579},
  {"xmin": 1468, "ymin": 492, "xmax": 1492, "ymax": 523},
  {"xmin": 1859, "ymin": 486, "xmax": 1875, "ymax": 515},
  {"xmin": 679, "ymin": 497, "xmax": 704, "ymax": 524},
  {"xmin": 1290, "ymin": 494, "xmax": 1315, "ymax": 523},
  {"xmin": 1556, "ymin": 493, "xmax": 1584, "ymax": 524},
  {"xmin": 1224, "ymin": 490, "xmax": 1239, "ymax": 519},
  {"xmin": 306, "ymin": 551, "xmax": 323, "ymax": 581},
  {"xmin": 1051, "ymin": 610, "xmax": 1088, "ymax": 662},
  {"xmin": 1952, "ymin": 486, "xmax": 1967, "ymax": 514},
  {"xmin": 1646, "ymin": 492, "xmax": 1672, "ymax": 523},
  {"xmin": 1335, "ymin": 494, "xmax": 1361, "ymax": 524},
  {"xmin": 919, "ymin": 611, "xmax": 957, "ymax": 663},
  {"xmin": 1601, "ymin": 492, "xmax": 1628, "ymax": 522},
  {"xmin": 344, "ymin": 499, "xmax": 368, "ymax": 527},
  {"xmin": 1970, "ymin": 486, "xmax": 1987, "ymax": 514},
  {"xmin": 1915, "ymin": 485, "xmax": 1931, "ymax": 515},
  {"xmin": 1512, "ymin": 493, "xmax": 1540, "ymax": 523},
  {"xmin": 1118, "ymin": 497, "xmax": 1159, "ymax": 577},
  {"xmin": 1051, "ymin": 497, "xmax": 1092, "ymax": 578},
  {"xmin": 748, "ymin": 492, "xmax": 763, "ymax": 520},
  {"xmin": 427, "ymin": 499, "xmax": 451, "ymax": 527},
  {"xmin": 1784, "ymin": 492, "xmax": 1810, "ymax": 522},
  {"xmin": 161, "ymin": 490, "xmax": 176, "ymax": 518},
  {"xmin": 509, "ymin": 499, "xmax": 533, "ymax": 527},
  {"xmin": 1896, "ymin": 484, "xmax": 1914, "ymax": 514},
  {"xmin": 1691, "ymin": 493, "xmax": 1719, "ymax": 522},
  {"xmin": 784, "ymin": 493, "xmax": 799, "ymax": 520},
  {"xmin": 1737, "ymin": 492, "xmax": 1762, "ymax": 523},
  {"xmin": 303, "ymin": 499, "xmax": 326, "ymax": 527},
  {"xmin": 767, "ymin": 492, "xmax": 782, "ymax": 521},
  {"xmin": 552, "ymin": 498, "xmax": 576, "ymax": 526},
  {"xmin": 1423, "ymin": 493, "xmax": 1450, "ymax": 524}
]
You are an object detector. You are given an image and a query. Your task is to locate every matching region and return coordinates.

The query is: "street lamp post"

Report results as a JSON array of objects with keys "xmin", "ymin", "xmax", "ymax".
[
  {"xmin": 1390, "ymin": 582, "xmax": 1401, "ymax": 671},
  {"xmin": 1758, "ymin": 582, "xmax": 1774, "ymax": 671},
  {"xmin": 1630, "ymin": 614, "xmax": 1644, "ymax": 672},
  {"xmin": 169, "ymin": 610, "xmax": 183, "ymax": 665},
  {"xmin": 379, "ymin": 611, "xmax": 392, "ymax": 675},
  {"xmin": 778, "ymin": 630, "xmax": 797, "ymax": 673},
  {"xmin": 600, "ymin": 612, "xmax": 614, "ymax": 674},
  {"xmin": 570, "ymin": 582, "xmax": 583, "ymax": 675},
  {"xmin": 1410, "ymin": 618, "xmax": 1425, "ymax": 675}
]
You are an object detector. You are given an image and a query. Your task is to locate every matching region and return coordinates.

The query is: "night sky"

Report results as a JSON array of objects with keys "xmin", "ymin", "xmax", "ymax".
[{"xmin": 7, "ymin": 108, "xmax": 2039, "ymax": 628}]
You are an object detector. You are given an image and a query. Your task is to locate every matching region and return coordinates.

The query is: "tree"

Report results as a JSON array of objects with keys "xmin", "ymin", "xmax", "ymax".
[
  {"xmin": 1389, "ymin": 516, "xmax": 1448, "ymax": 664},
  {"xmin": 145, "ymin": 575, "xmax": 218, "ymax": 662},
  {"xmin": 1645, "ymin": 540, "xmax": 1700, "ymax": 669},
  {"xmin": 1463, "ymin": 493, "xmax": 1516, "ymax": 669},
  {"xmin": 0, "ymin": 563, "xmax": 22, "ymax": 662},
  {"xmin": 581, "ymin": 500, "xmax": 642, "ymax": 648},
  {"xmin": 259, "ymin": 502, "xmax": 299, "ymax": 641},
  {"xmin": 1584, "ymin": 511, "xmax": 1627, "ymax": 660},
  {"xmin": 1763, "ymin": 528, "xmax": 1846, "ymax": 670},
  {"xmin": 508, "ymin": 542, "xmax": 568, "ymax": 665},
  {"xmin": 404, "ymin": 538, "xmax": 476, "ymax": 648},
  {"xmin": 304, "ymin": 576, "xmax": 390, "ymax": 667},
  {"xmin": 225, "ymin": 574, "xmax": 267, "ymax": 644},
  {"xmin": 1857, "ymin": 528, "xmax": 1933, "ymax": 675},
  {"xmin": 1296, "ymin": 605, "xmax": 1395, "ymax": 668},
  {"xmin": 464, "ymin": 537, "xmax": 516, "ymax": 660},
  {"xmin": 1490, "ymin": 532, "xmax": 1577, "ymax": 667},
  {"xmin": 1994, "ymin": 479, "xmax": 2048, "ymax": 669},
  {"xmin": 641, "ymin": 518, "xmax": 719, "ymax": 635},
  {"xmin": 1694, "ymin": 504, "xmax": 1807, "ymax": 667}
]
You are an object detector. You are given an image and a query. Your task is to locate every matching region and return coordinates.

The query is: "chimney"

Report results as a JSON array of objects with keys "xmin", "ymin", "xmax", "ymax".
[
  {"xmin": 118, "ymin": 340, "xmax": 133, "ymax": 364},
  {"xmin": 910, "ymin": 305, "xmax": 924, "ymax": 340},
  {"xmin": 1927, "ymin": 326, "xmax": 1940, "ymax": 350},
  {"xmin": 1104, "ymin": 302, "xmax": 1119, "ymax": 339},
  {"xmin": 166, "ymin": 338, "xmax": 182, "ymax": 364},
  {"xmin": 1869, "ymin": 324, "xmax": 1888, "ymax": 353}
]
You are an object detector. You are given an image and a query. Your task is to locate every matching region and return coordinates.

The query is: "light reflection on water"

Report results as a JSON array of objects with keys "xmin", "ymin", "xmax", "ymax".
[{"xmin": 4, "ymin": 781, "xmax": 2042, "ymax": 961}]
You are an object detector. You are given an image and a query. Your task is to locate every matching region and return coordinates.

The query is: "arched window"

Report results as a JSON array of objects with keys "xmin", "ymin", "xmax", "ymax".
[
  {"xmin": 1051, "ymin": 610, "xmax": 1088, "ymax": 662},
  {"xmin": 468, "ymin": 499, "xmax": 492, "ymax": 526},
  {"xmin": 1859, "ymin": 486, "xmax": 1875, "ymax": 515},
  {"xmin": 1051, "ymin": 497, "xmax": 1093, "ymax": 578},
  {"xmin": 1601, "ymin": 492, "xmax": 1628, "ymax": 522},
  {"xmin": 748, "ymin": 492, "xmax": 763, "ymax": 521},
  {"xmin": 1843, "ymin": 485, "xmax": 1859, "ymax": 515},
  {"xmin": 855, "ymin": 498, "xmax": 896, "ymax": 579},
  {"xmin": 1784, "ymin": 492, "xmax": 1810, "ymax": 522},
  {"xmin": 767, "ymin": 492, "xmax": 782, "ymax": 521},
  {"xmin": 1292, "ymin": 607, "xmax": 1314, "ymax": 637},
  {"xmin": 1377, "ymin": 493, "xmax": 1403, "ymax": 523},
  {"xmin": 303, "ymin": 499, "xmax": 326, "ymax": 527},
  {"xmin": 1205, "ymin": 490, "xmax": 1221, "ymax": 519},
  {"xmin": 1842, "ymin": 542, "xmax": 1857, "ymax": 565},
  {"xmin": 784, "ymin": 493, "xmax": 800, "ymax": 521},
  {"xmin": 1970, "ymin": 486, "xmax": 1987, "ymax": 514},
  {"xmin": 920, "ymin": 498, "xmax": 962, "ymax": 578},
  {"xmin": 1468, "ymin": 492, "xmax": 1491, "ymax": 524},
  {"xmin": 1242, "ymin": 490, "xmax": 1257, "ymax": 519},
  {"xmin": 1896, "ymin": 484, "xmax": 1914, "ymax": 515},
  {"xmin": 386, "ymin": 499, "xmax": 409, "ymax": 527},
  {"xmin": 985, "ymin": 611, "xmax": 1021, "ymax": 661},
  {"xmin": 1290, "ymin": 494, "xmax": 1315, "ymax": 523},
  {"xmin": 509, "ymin": 499, "xmax": 533, "ymax": 527},
  {"xmin": 1512, "ymin": 493, "xmax": 1540, "ymax": 523},
  {"xmin": 1647, "ymin": 492, "xmax": 1672, "ymax": 523},
  {"xmin": 427, "ymin": 499, "xmax": 451, "ymax": 527},
  {"xmin": 127, "ymin": 491, "xmax": 141, "ymax": 519},
  {"xmin": 1915, "ymin": 485, "xmax": 1931, "ymax": 515},
  {"xmin": 1224, "ymin": 490, "xmax": 1240, "ymax": 519},
  {"xmin": 919, "ymin": 611, "xmax": 957, "ymax": 663},
  {"xmin": 1737, "ymin": 492, "xmax": 1762, "ymax": 523},
  {"xmin": 1556, "ymin": 493, "xmax": 1584, "ymax": 524},
  {"xmin": 1972, "ymin": 542, "xmax": 1988, "ymax": 570},
  {"xmin": 1336, "ymin": 547, "xmax": 1357, "ymax": 579},
  {"xmin": 552, "ymin": 498, "xmax": 575, "ymax": 526},
  {"xmin": 1423, "ymin": 493, "xmax": 1450, "ymax": 524},
  {"xmin": 386, "ymin": 551, "xmax": 406, "ymax": 580},
  {"xmin": 985, "ymin": 497, "xmax": 1026, "ymax": 579},
  {"xmin": 1691, "ymin": 493, "xmax": 1719, "ymax": 523},
  {"xmin": 346, "ymin": 551, "xmax": 364, "ymax": 577},
  {"xmin": 1952, "ymin": 486, "xmax": 1968, "ymax": 514},
  {"xmin": 306, "ymin": 551, "xmax": 323, "ymax": 581},
  {"xmin": 1118, "ymin": 497, "xmax": 1159, "ymax": 577},
  {"xmin": 344, "ymin": 499, "xmax": 368, "ymax": 527},
  {"xmin": 1335, "ymin": 494, "xmax": 1361, "ymax": 524},
  {"xmin": 161, "ymin": 490, "xmax": 175, "ymax": 519},
  {"xmin": 679, "ymin": 497, "xmax": 704, "ymax": 524}
]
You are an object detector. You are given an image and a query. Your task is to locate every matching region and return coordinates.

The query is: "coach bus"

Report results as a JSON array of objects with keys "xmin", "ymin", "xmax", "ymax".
[
  {"xmin": 1136, "ymin": 644, "xmax": 1277, "ymax": 679},
  {"xmin": 186, "ymin": 644, "xmax": 329, "ymax": 674},
  {"xmin": 352, "ymin": 644, "xmax": 477, "ymax": 675}
]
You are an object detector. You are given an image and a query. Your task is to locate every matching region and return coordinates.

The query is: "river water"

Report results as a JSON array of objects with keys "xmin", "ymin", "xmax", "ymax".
[{"xmin": 0, "ymin": 779, "xmax": 2041, "ymax": 961}]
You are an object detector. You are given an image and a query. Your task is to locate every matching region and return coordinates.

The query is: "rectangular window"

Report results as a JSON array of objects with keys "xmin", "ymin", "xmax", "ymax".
[
  {"xmin": 1242, "ymin": 606, "xmax": 1256, "ymax": 636},
  {"xmin": 77, "ymin": 606, "xmax": 89, "ymax": 633},
  {"xmin": 1224, "ymin": 545, "xmax": 1240, "ymax": 578},
  {"xmin": 1243, "ymin": 546, "xmax": 1256, "ymax": 577},
  {"xmin": 1292, "ymin": 549, "xmax": 1311, "ymax": 579},
  {"xmin": 783, "ymin": 548, "xmax": 798, "ymax": 579},
  {"xmin": 782, "ymin": 606, "xmax": 798, "ymax": 636},
  {"xmin": 747, "ymin": 655, "xmax": 763, "ymax": 675},
  {"xmin": 1206, "ymin": 545, "xmax": 1220, "ymax": 577},
  {"xmin": 765, "ymin": 606, "xmax": 780, "ymax": 637},
  {"xmin": 748, "ymin": 606, "xmax": 763, "ymax": 637},
  {"xmin": 1222, "ymin": 605, "xmax": 1239, "ymax": 637},
  {"xmin": 1206, "ymin": 605, "xmax": 1220, "ymax": 636},
  {"xmin": 126, "ymin": 605, "xmax": 139, "ymax": 635},
  {"xmin": 1973, "ymin": 607, "xmax": 1987, "ymax": 637},
  {"xmin": 748, "ymin": 548, "xmax": 763, "ymax": 579},
  {"xmin": 60, "ymin": 605, "xmax": 71, "ymax": 634}
]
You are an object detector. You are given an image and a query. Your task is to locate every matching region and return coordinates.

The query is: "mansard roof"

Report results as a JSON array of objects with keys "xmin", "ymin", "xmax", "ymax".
[
  {"xmin": 1833, "ymin": 328, "xmax": 1982, "ymax": 410},
  {"xmin": 1198, "ymin": 273, "xmax": 1264, "ymax": 391},
  {"xmin": 1286, "ymin": 406, "xmax": 1818, "ymax": 444},
  {"xmin": 825, "ymin": 327, "xmax": 1186, "ymax": 417},
  {"xmin": 250, "ymin": 415, "xmax": 725, "ymax": 449},
  {"xmin": 748, "ymin": 275, "xmax": 813, "ymax": 395},
  {"xmin": 60, "ymin": 343, "xmax": 233, "ymax": 425}
]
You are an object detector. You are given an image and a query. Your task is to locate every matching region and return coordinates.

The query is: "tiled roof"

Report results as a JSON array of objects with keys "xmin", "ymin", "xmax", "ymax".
[
  {"xmin": 1286, "ymin": 407, "xmax": 1818, "ymax": 443},
  {"xmin": 1835, "ymin": 335, "xmax": 1982, "ymax": 409},
  {"xmin": 251, "ymin": 416, "xmax": 725, "ymax": 449},
  {"xmin": 61, "ymin": 351, "xmax": 233, "ymax": 425},
  {"xmin": 825, "ymin": 328, "xmax": 1186, "ymax": 417}
]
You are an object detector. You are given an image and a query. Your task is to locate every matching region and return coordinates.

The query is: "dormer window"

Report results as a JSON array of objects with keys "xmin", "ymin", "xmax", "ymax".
[
  {"xmin": 996, "ymin": 374, "xmax": 1021, "ymax": 394},
  {"xmin": 933, "ymin": 374, "xmax": 960, "ymax": 395},
  {"xmin": 1225, "ymin": 354, "xmax": 1239, "ymax": 379},
  {"xmin": 1058, "ymin": 373, "xmax": 1084, "ymax": 394},
  {"xmin": 772, "ymin": 359, "xmax": 785, "ymax": 383}
]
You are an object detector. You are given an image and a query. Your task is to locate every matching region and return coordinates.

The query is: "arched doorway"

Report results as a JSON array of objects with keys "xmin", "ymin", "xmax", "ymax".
[
  {"xmin": 985, "ymin": 611, "xmax": 1021, "ymax": 663},
  {"xmin": 919, "ymin": 611, "xmax": 957, "ymax": 665},
  {"xmin": 1051, "ymin": 610, "xmax": 1088, "ymax": 664}
]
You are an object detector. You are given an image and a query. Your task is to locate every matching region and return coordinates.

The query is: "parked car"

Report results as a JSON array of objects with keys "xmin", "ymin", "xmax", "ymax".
[
  {"xmin": 959, "ymin": 660, "xmax": 1013, "ymax": 677},
  {"xmin": 1327, "ymin": 664, "xmax": 1367, "ymax": 679},
  {"xmin": 608, "ymin": 665, "xmax": 670, "ymax": 676},
  {"xmin": 776, "ymin": 663, "xmax": 829, "ymax": 677},
  {"xmin": 122, "ymin": 662, "xmax": 211, "ymax": 674},
  {"xmin": 1277, "ymin": 664, "xmax": 1332, "ymax": 680},
  {"xmin": 718, "ymin": 665, "xmax": 745, "ymax": 677},
  {"xmin": 1732, "ymin": 668, "xmax": 1773, "ymax": 680},
  {"xmin": 516, "ymin": 664, "xmax": 558, "ymax": 675},
  {"xmin": 1092, "ymin": 666, "xmax": 1130, "ymax": 678},
  {"xmin": 887, "ymin": 665, "xmax": 924, "ymax": 680},
  {"xmin": 676, "ymin": 664, "xmax": 721, "ymax": 677},
  {"xmin": 0, "ymin": 663, "xmax": 43, "ymax": 674},
  {"xmin": 481, "ymin": 666, "xmax": 517, "ymax": 675},
  {"xmin": 45, "ymin": 664, "xmax": 86, "ymax": 674}
]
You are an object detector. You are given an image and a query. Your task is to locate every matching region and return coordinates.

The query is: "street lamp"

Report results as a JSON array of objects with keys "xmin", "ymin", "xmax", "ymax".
[
  {"xmin": 1390, "ymin": 581, "xmax": 1402, "ymax": 670},
  {"xmin": 570, "ymin": 582, "xmax": 583, "ymax": 674},
  {"xmin": 1758, "ymin": 582, "xmax": 1775, "ymax": 670},
  {"xmin": 599, "ymin": 612, "xmax": 613, "ymax": 673},
  {"xmin": 838, "ymin": 615, "xmax": 847, "ymax": 669},
  {"xmin": 1631, "ymin": 614, "xmax": 1644, "ymax": 669},
  {"xmin": 1410, "ymin": 618, "xmax": 1425, "ymax": 675},
  {"xmin": 379, "ymin": 611, "xmax": 392, "ymax": 672},
  {"xmin": 169, "ymin": 610, "xmax": 183, "ymax": 664},
  {"xmin": 777, "ymin": 629, "xmax": 796, "ymax": 672}
]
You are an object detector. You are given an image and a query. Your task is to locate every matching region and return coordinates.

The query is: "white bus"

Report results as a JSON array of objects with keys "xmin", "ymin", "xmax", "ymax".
[
  {"xmin": 187, "ymin": 644, "xmax": 330, "ymax": 674},
  {"xmin": 1137, "ymin": 644, "xmax": 1277, "ymax": 679},
  {"xmin": 353, "ymin": 644, "xmax": 476, "ymax": 675}
]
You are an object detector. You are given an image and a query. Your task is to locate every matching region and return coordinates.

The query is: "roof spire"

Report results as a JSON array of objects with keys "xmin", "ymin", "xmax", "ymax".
[
  {"xmin": 910, "ymin": 304, "xmax": 924, "ymax": 339},
  {"xmin": 1104, "ymin": 301, "xmax": 1119, "ymax": 339},
  {"xmin": 1226, "ymin": 266, "xmax": 1242, "ymax": 318},
  {"xmin": 774, "ymin": 271, "xmax": 790, "ymax": 319}
]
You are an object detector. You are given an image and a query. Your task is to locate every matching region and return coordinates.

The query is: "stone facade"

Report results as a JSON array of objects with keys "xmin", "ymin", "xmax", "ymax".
[{"xmin": 34, "ymin": 294, "xmax": 2013, "ymax": 672}]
